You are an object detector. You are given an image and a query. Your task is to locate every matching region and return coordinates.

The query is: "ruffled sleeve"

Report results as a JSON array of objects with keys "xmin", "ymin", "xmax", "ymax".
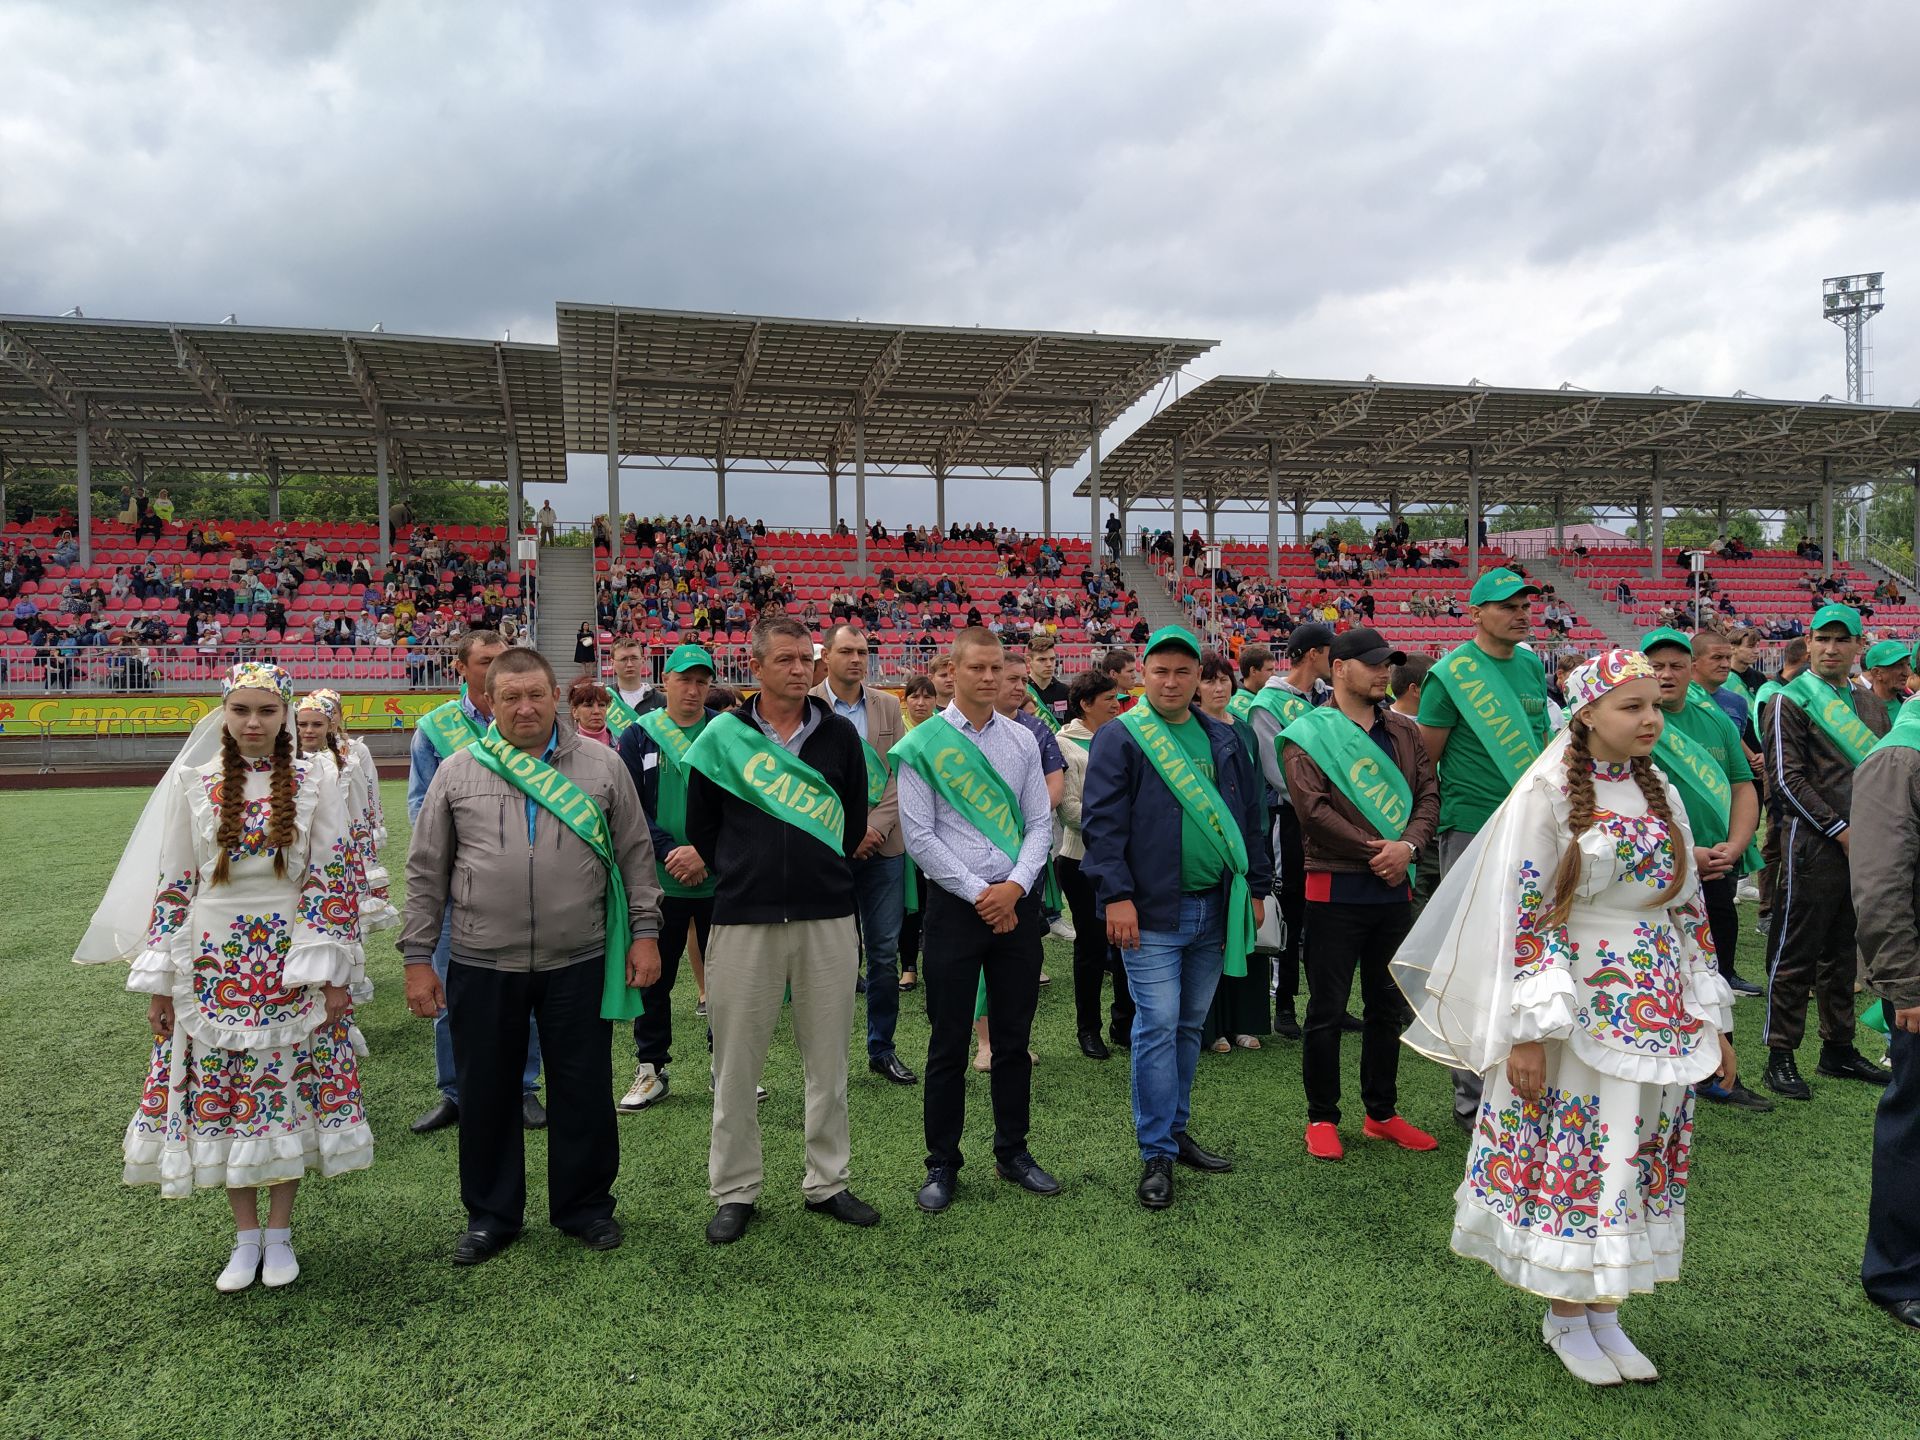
[
  {"xmin": 1673, "ymin": 889, "xmax": 1737, "ymax": 1037},
  {"xmin": 286, "ymin": 761, "xmax": 363, "ymax": 989},
  {"xmin": 128, "ymin": 772, "xmax": 198, "ymax": 995},
  {"xmin": 1502, "ymin": 799, "xmax": 1580, "ymax": 1044}
]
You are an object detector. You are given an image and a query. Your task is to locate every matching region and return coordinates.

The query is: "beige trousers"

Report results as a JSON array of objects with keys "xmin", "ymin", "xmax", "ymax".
[{"xmin": 706, "ymin": 915, "xmax": 858, "ymax": 1206}]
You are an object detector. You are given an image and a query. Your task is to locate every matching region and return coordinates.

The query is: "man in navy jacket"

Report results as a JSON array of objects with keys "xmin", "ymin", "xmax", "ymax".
[{"xmin": 1082, "ymin": 625, "xmax": 1271, "ymax": 1210}]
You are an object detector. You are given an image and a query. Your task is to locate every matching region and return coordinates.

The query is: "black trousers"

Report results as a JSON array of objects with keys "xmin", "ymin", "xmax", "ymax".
[
  {"xmin": 1700, "ymin": 873, "xmax": 1741, "ymax": 984},
  {"xmin": 1763, "ymin": 822, "xmax": 1857, "ymax": 1052},
  {"xmin": 1272, "ymin": 805, "xmax": 1305, "ymax": 1017},
  {"xmin": 447, "ymin": 957, "xmax": 617, "ymax": 1235},
  {"xmin": 630, "ymin": 895, "xmax": 713, "ymax": 1067},
  {"xmin": 1056, "ymin": 855, "xmax": 1134, "ymax": 1039},
  {"xmin": 922, "ymin": 886, "xmax": 1043, "ymax": 1170},
  {"xmin": 1864, "ymin": 1029, "xmax": 1920, "ymax": 1304},
  {"xmin": 1302, "ymin": 900, "xmax": 1414, "ymax": 1125},
  {"xmin": 900, "ymin": 868, "xmax": 929, "ymax": 971}
]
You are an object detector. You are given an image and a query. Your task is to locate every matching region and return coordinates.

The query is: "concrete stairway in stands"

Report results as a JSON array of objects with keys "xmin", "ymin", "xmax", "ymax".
[
  {"xmin": 1116, "ymin": 552, "xmax": 1192, "ymax": 635},
  {"xmin": 534, "ymin": 544, "xmax": 597, "ymax": 677},
  {"xmin": 1523, "ymin": 550, "xmax": 1641, "ymax": 651}
]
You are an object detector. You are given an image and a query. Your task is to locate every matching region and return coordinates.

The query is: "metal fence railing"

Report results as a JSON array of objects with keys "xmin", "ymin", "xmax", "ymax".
[{"xmin": 0, "ymin": 643, "xmax": 454, "ymax": 695}]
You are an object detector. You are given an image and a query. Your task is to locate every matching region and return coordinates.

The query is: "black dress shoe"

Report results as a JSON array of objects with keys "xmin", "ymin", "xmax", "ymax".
[
  {"xmin": 917, "ymin": 1166, "xmax": 957, "ymax": 1213},
  {"xmin": 1078, "ymin": 1030, "xmax": 1111, "ymax": 1060},
  {"xmin": 1727, "ymin": 974, "xmax": 1764, "ymax": 996},
  {"xmin": 869, "ymin": 1053, "xmax": 918, "ymax": 1085},
  {"xmin": 521, "ymin": 1094, "xmax": 549, "ymax": 1129},
  {"xmin": 574, "ymin": 1217, "xmax": 622, "ymax": 1251},
  {"xmin": 994, "ymin": 1152, "xmax": 1062, "ymax": 1195},
  {"xmin": 706, "ymin": 1203, "xmax": 755, "ymax": 1245},
  {"xmin": 806, "ymin": 1189, "xmax": 881, "ymax": 1227},
  {"xmin": 411, "ymin": 1097, "xmax": 459, "ymax": 1134},
  {"xmin": 1137, "ymin": 1156, "xmax": 1174, "ymax": 1210},
  {"xmin": 1173, "ymin": 1131, "xmax": 1233, "ymax": 1173},
  {"xmin": 1108, "ymin": 1027, "xmax": 1132, "ymax": 1051},
  {"xmin": 1875, "ymin": 1296, "xmax": 1920, "ymax": 1329},
  {"xmin": 452, "ymin": 1228, "xmax": 517, "ymax": 1266},
  {"xmin": 1818, "ymin": 1048, "xmax": 1893, "ymax": 1085},
  {"xmin": 1765, "ymin": 1049, "xmax": 1813, "ymax": 1100},
  {"xmin": 1274, "ymin": 1010, "xmax": 1302, "ymax": 1041}
]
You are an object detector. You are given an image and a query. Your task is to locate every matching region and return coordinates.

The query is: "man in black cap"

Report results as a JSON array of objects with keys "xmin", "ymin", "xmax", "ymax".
[
  {"xmin": 1281, "ymin": 628, "xmax": 1440, "ymax": 1160},
  {"xmin": 1245, "ymin": 622, "xmax": 1333, "ymax": 1039}
]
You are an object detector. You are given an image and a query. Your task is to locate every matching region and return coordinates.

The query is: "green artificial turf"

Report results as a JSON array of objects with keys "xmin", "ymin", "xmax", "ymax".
[{"xmin": 1, "ymin": 783, "xmax": 1914, "ymax": 1439}]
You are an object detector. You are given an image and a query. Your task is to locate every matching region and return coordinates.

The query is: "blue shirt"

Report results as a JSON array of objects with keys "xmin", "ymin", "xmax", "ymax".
[
  {"xmin": 829, "ymin": 689, "xmax": 869, "ymax": 741},
  {"xmin": 524, "ymin": 726, "xmax": 559, "ymax": 845},
  {"xmin": 406, "ymin": 688, "xmax": 486, "ymax": 823}
]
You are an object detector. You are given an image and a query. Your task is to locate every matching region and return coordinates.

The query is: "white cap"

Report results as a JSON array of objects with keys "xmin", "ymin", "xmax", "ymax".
[{"xmin": 812, "ymin": 642, "xmax": 825, "ymax": 659}]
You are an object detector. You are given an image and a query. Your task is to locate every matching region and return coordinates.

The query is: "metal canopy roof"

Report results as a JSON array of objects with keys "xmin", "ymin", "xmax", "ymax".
[
  {"xmin": 0, "ymin": 314, "xmax": 567, "ymax": 484},
  {"xmin": 1078, "ymin": 376, "xmax": 1920, "ymax": 511},
  {"xmin": 557, "ymin": 303, "xmax": 1216, "ymax": 475}
]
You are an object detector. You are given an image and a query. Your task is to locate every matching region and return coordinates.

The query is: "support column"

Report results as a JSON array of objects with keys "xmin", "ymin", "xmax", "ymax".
[
  {"xmin": 605, "ymin": 411, "xmax": 620, "ymax": 548},
  {"xmin": 1715, "ymin": 496, "xmax": 1728, "ymax": 537},
  {"xmin": 376, "ymin": 434, "xmax": 392, "ymax": 570},
  {"xmin": 1170, "ymin": 437, "xmax": 1185, "ymax": 575},
  {"xmin": 715, "ymin": 455, "xmax": 727, "ymax": 519},
  {"xmin": 935, "ymin": 465, "xmax": 947, "ymax": 536},
  {"xmin": 1466, "ymin": 446, "xmax": 1481, "ymax": 579},
  {"xmin": 1821, "ymin": 458, "xmax": 1834, "ymax": 579},
  {"xmin": 1293, "ymin": 493, "xmax": 1306, "ymax": 546},
  {"xmin": 1204, "ymin": 496, "xmax": 1217, "ymax": 543},
  {"xmin": 268, "ymin": 458, "xmax": 282, "ymax": 523},
  {"xmin": 827, "ymin": 459, "xmax": 838, "ymax": 534},
  {"xmin": 1648, "ymin": 453, "xmax": 1664, "ymax": 581},
  {"xmin": 1088, "ymin": 408, "xmax": 1102, "ymax": 555},
  {"xmin": 1266, "ymin": 439, "xmax": 1280, "ymax": 580},
  {"xmin": 854, "ymin": 418, "xmax": 868, "ymax": 578},
  {"xmin": 0, "ymin": 449, "xmax": 7, "ymax": 540},
  {"xmin": 1552, "ymin": 492, "xmax": 1565, "ymax": 550},
  {"xmin": 504, "ymin": 442, "xmax": 523, "ymax": 551},
  {"xmin": 1038, "ymin": 461, "xmax": 1052, "ymax": 539},
  {"xmin": 1910, "ymin": 463, "xmax": 1919, "ymax": 591},
  {"xmin": 76, "ymin": 416, "xmax": 93, "ymax": 568}
]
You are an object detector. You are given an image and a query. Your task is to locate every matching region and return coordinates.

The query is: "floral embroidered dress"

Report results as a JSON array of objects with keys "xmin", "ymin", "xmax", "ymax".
[
  {"xmin": 1450, "ymin": 757, "xmax": 1735, "ymax": 1302},
  {"xmin": 124, "ymin": 754, "xmax": 373, "ymax": 1196},
  {"xmin": 344, "ymin": 735, "xmax": 398, "ymax": 930}
]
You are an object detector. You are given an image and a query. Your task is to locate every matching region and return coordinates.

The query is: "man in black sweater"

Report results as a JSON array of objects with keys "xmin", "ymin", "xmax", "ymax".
[{"xmin": 684, "ymin": 616, "xmax": 877, "ymax": 1245}]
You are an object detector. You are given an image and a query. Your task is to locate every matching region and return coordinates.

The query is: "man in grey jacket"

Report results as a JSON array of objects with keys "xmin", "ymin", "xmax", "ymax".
[{"xmin": 404, "ymin": 648, "xmax": 664, "ymax": 1266}]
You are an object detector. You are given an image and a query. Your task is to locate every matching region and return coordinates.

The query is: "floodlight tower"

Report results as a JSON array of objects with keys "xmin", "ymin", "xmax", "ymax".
[{"xmin": 1822, "ymin": 272, "xmax": 1885, "ymax": 403}]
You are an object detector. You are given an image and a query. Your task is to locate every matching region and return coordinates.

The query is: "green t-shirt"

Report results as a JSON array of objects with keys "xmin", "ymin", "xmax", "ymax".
[
  {"xmin": 1167, "ymin": 712, "xmax": 1225, "ymax": 893},
  {"xmin": 1658, "ymin": 695, "xmax": 1753, "ymax": 848},
  {"xmin": 1416, "ymin": 642, "xmax": 1551, "ymax": 834}
]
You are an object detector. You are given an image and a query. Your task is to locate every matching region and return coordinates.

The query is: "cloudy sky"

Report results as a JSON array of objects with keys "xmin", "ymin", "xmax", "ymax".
[{"xmin": 5, "ymin": 0, "xmax": 1918, "ymax": 532}]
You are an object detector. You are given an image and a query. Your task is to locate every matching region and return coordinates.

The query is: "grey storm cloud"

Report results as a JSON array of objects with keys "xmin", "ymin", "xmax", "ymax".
[{"xmin": 4, "ymin": 0, "xmax": 1919, "ymax": 527}]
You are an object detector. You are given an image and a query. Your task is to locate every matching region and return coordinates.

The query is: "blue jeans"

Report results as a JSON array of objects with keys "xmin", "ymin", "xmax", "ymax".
[
  {"xmin": 433, "ymin": 905, "xmax": 542, "ymax": 1101},
  {"xmin": 1124, "ymin": 891, "xmax": 1226, "ymax": 1160},
  {"xmin": 852, "ymin": 852, "xmax": 904, "ymax": 1060}
]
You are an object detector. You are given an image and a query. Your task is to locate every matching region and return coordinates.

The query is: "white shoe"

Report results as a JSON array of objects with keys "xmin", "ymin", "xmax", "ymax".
[
  {"xmin": 1542, "ymin": 1312, "xmax": 1623, "ymax": 1386},
  {"xmin": 619, "ymin": 1062, "xmax": 669, "ymax": 1111},
  {"xmin": 1735, "ymin": 878, "xmax": 1760, "ymax": 903},
  {"xmin": 215, "ymin": 1236, "xmax": 261, "ymax": 1293},
  {"xmin": 261, "ymin": 1236, "xmax": 299, "ymax": 1289},
  {"xmin": 1588, "ymin": 1315, "xmax": 1659, "ymax": 1383},
  {"xmin": 1048, "ymin": 917, "xmax": 1077, "ymax": 941}
]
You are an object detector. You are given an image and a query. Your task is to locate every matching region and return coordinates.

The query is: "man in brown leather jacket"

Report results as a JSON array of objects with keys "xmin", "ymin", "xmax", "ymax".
[{"xmin": 1281, "ymin": 627, "xmax": 1440, "ymax": 1162}]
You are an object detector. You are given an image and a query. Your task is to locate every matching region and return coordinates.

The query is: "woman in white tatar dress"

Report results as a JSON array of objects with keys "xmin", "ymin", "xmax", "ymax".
[
  {"xmin": 1394, "ymin": 650, "xmax": 1740, "ymax": 1386},
  {"xmin": 76, "ymin": 662, "xmax": 372, "ymax": 1293},
  {"xmin": 296, "ymin": 693, "xmax": 374, "ymax": 1001},
  {"xmin": 305, "ymin": 687, "xmax": 398, "ymax": 931}
]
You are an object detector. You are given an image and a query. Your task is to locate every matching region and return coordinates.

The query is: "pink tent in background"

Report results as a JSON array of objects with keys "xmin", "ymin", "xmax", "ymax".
[{"xmin": 1490, "ymin": 523, "xmax": 1634, "ymax": 550}]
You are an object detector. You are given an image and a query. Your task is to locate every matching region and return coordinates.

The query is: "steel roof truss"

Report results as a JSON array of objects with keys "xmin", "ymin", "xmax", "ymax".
[{"xmin": 0, "ymin": 323, "xmax": 138, "ymax": 467}]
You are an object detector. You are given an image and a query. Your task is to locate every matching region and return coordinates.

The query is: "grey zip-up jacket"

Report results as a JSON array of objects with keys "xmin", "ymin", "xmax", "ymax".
[
  {"xmin": 402, "ymin": 724, "xmax": 663, "ymax": 971},
  {"xmin": 1849, "ymin": 741, "xmax": 1920, "ymax": 1011}
]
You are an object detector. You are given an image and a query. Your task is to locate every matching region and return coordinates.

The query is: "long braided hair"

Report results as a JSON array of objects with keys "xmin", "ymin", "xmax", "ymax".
[
  {"xmin": 209, "ymin": 721, "xmax": 296, "ymax": 886},
  {"xmin": 1541, "ymin": 714, "xmax": 1689, "ymax": 931}
]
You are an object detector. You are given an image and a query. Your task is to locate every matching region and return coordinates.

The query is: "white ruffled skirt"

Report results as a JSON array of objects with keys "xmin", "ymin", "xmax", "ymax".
[{"xmin": 1450, "ymin": 1042, "xmax": 1696, "ymax": 1303}]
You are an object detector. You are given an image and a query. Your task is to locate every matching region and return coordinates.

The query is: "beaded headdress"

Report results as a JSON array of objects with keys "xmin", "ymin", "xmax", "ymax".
[
  {"xmin": 297, "ymin": 688, "xmax": 344, "ymax": 719},
  {"xmin": 1564, "ymin": 649, "xmax": 1656, "ymax": 713},
  {"xmin": 224, "ymin": 661, "xmax": 294, "ymax": 705}
]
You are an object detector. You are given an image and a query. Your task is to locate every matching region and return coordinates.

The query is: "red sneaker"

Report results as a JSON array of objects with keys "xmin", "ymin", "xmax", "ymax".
[
  {"xmin": 1363, "ymin": 1115, "xmax": 1438, "ymax": 1152},
  {"xmin": 1305, "ymin": 1122, "xmax": 1344, "ymax": 1160}
]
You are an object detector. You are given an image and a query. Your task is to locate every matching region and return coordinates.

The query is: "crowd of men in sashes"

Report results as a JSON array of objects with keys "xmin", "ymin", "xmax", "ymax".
[{"xmin": 392, "ymin": 572, "xmax": 1911, "ymax": 1280}]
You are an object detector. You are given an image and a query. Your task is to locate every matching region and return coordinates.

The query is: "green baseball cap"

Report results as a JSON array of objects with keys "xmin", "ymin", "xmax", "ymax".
[
  {"xmin": 663, "ymin": 643, "xmax": 716, "ymax": 675},
  {"xmin": 1638, "ymin": 626, "xmax": 1693, "ymax": 656},
  {"xmin": 1863, "ymin": 639, "xmax": 1909, "ymax": 670},
  {"xmin": 1143, "ymin": 624, "xmax": 1203, "ymax": 660},
  {"xmin": 1810, "ymin": 603, "xmax": 1863, "ymax": 637},
  {"xmin": 1468, "ymin": 568, "xmax": 1543, "ymax": 605}
]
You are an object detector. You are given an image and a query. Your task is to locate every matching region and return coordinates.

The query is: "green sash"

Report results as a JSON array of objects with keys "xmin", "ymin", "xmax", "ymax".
[
  {"xmin": 1651, "ymin": 690, "xmax": 1761, "ymax": 870},
  {"xmin": 1720, "ymin": 671, "xmax": 1755, "ymax": 707},
  {"xmin": 1784, "ymin": 671, "xmax": 1877, "ymax": 767},
  {"xmin": 1227, "ymin": 689, "xmax": 1257, "ymax": 721},
  {"xmin": 1869, "ymin": 703, "xmax": 1920, "ymax": 757},
  {"xmin": 466, "ymin": 725, "xmax": 644, "ymax": 1022},
  {"xmin": 1431, "ymin": 642, "xmax": 1543, "ymax": 781},
  {"xmin": 889, "ymin": 713, "xmax": 1026, "ymax": 864},
  {"xmin": 1025, "ymin": 685, "xmax": 1062, "ymax": 734},
  {"xmin": 1246, "ymin": 685, "xmax": 1310, "ymax": 730},
  {"xmin": 1118, "ymin": 705, "xmax": 1253, "ymax": 978},
  {"xmin": 1754, "ymin": 679, "xmax": 1785, "ymax": 712},
  {"xmin": 860, "ymin": 740, "xmax": 891, "ymax": 808},
  {"xmin": 683, "ymin": 715, "xmax": 848, "ymax": 854},
  {"xmin": 606, "ymin": 689, "xmax": 645, "ymax": 739},
  {"xmin": 637, "ymin": 709, "xmax": 713, "ymax": 898},
  {"xmin": 1279, "ymin": 706, "xmax": 1413, "ymax": 842},
  {"xmin": 420, "ymin": 691, "xmax": 484, "ymax": 759}
]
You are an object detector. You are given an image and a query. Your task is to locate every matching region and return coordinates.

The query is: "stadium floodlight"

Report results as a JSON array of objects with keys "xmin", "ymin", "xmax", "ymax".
[
  {"xmin": 1822, "ymin": 273, "xmax": 1886, "ymax": 403},
  {"xmin": 60, "ymin": 306, "xmax": 82, "ymax": 318}
]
